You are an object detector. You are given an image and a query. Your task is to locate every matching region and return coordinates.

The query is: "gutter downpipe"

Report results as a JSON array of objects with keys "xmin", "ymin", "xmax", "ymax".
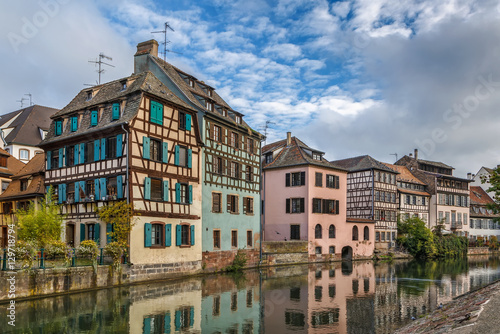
[
  {"xmin": 121, "ymin": 122, "xmax": 130, "ymax": 203},
  {"xmin": 259, "ymin": 139, "xmax": 264, "ymax": 266}
]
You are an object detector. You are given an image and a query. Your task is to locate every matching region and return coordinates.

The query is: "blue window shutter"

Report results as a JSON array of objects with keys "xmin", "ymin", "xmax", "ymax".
[
  {"xmin": 94, "ymin": 179, "xmax": 100, "ymax": 199},
  {"xmin": 100, "ymin": 178, "xmax": 107, "ymax": 198},
  {"xmin": 74, "ymin": 145, "xmax": 79, "ymax": 165},
  {"xmin": 58, "ymin": 148, "xmax": 64, "ymax": 168},
  {"xmin": 58, "ymin": 184, "xmax": 62, "ymax": 203},
  {"xmin": 80, "ymin": 181, "xmax": 85, "ymax": 198},
  {"xmin": 106, "ymin": 223, "xmax": 113, "ymax": 244},
  {"xmin": 189, "ymin": 307, "xmax": 194, "ymax": 327},
  {"xmin": 164, "ymin": 313, "xmax": 171, "ymax": 333},
  {"xmin": 162, "ymin": 142, "xmax": 168, "ymax": 163},
  {"xmin": 165, "ymin": 224, "xmax": 172, "ymax": 247},
  {"xmin": 174, "ymin": 310, "xmax": 181, "ymax": 331},
  {"xmin": 75, "ymin": 182, "xmax": 80, "ymax": 202},
  {"xmin": 174, "ymin": 145, "xmax": 180, "ymax": 166},
  {"xmin": 163, "ymin": 180, "xmax": 169, "ymax": 201},
  {"xmin": 91, "ymin": 110, "xmax": 98, "ymax": 126},
  {"xmin": 101, "ymin": 138, "xmax": 106, "ymax": 160},
  {"xmin": 175, "ymin": 183, "xmax": 181, "ymax": 203},
  {"xmin": 150, "ymin": 102, "xmax": 157, "ymax": 124},
  {"xmin": 62, "ymin": 184, "xmax": 67, "ymax": 202},
  {"xmin": 144, "ymin": 223, "xmax": 152, "ymax": 247},
  {"xmin": 94, "ymin": 223, "xmax": 100, "ymax": 244},
  {"xmin": 187, "ymin": 149, "xmax": 192, "ymax": 168},
  {"xmin": 190, "ymin": 225, "xmax": 195, "ymax": 246},
  {"xmin": 47, "ymin": 151, "xmax": 52, "ymax": 170},
  {"xmin": 144, "ymin": 177, "xmax": 151, "ymax": 200},
  {"xmin": 185, "ymin": 114, "xmax": 192, "ymax": 131},
  {"xmin": 117, "ymin": 176, "xmax": 123, "ymax": 199},
  {"xmin": 79, "ymin": 143, "xmax": 85, "ymax": 164},
  {"xmin": 112, "ymin": 103, "xmax": 120, "ymax": 120},
  {"xmin": 94, "ymin": 140, "xmax": 100, "ymax": 161},
  {"xmin": 116, "ymin": 134, "xmax": 123, "ymax": 158},
  {"xmin": 71, "ymin": 117, "xmax": 78, "ymax": 132},
  {"xmin": 175, "ymin": 225, "xmax": 181, "ymax": 246},
  {"xmin": 80, "ymin": 224, "xmax": 86, "ymax": 242},
  {"xmin": 157, "ymin": 103, "xmax": 163, "ymax": 125},
  {"xmin": 188, "ymin": 185, "xmax": 193, "ymax": 204},
  {"xmin": 143, "ymin": 318, "xmax": 151, "ymax": 334},
  {"xmin": 55, "ymin": 121, "xmax": 62, "ymax": 136},
  {"xmin": 45, "ymin": 186, "xmax": 49, "ymax": 194},
  {"xmin": 65, "ymin": 146, "xmax": 69, "ymax": 166},
  {"xmin": 143, "ymin": 137, "xmax": 150, "ymax": 159}
]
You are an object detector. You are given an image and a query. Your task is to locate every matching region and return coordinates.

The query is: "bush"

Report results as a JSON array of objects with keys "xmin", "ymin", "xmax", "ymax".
[
  {"xmin": 104, "ymin": 241, "xmax": 123, "ymax": 270},
  {"xmin": 13, "ymin": 240, "xmax": 37, "ymax": 269},
  {"xmin": 225, "ymin": 250, "xmax": 247, "ymax": 272},
  {"xmin": 44, "ymin": 240, "xmax": 72, "ymax": 266},
  {"xmin": 77, "ymin": 240, "xmax": 99, "ymax": 270}
]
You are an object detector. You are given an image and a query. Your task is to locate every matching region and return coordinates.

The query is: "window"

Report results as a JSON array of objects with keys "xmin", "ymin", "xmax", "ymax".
[
  {"xmin": 106, "ymin": 137, "xmax": 117, "ymax": 160},
  {"xmin": 315, "ymin": 224, "xmax": 322, "ymax": 239},
  {"xmin": 150, "ymin": 178, "xmax": 162, "ymax": 201},
  {"xmin": 230, "ymin": 161, "xmax": 240, "ymax": 178},
  {"xmin": 315, "ymin": 247, "xmax": 322, "ymax": 255},
  {"xmin": 329, "ymin": 225, "xmax": 336, "ymax": 238},
  {"xmin": 230, "ymin": 132, "xmax": 239, "ymax": 148},
  {"xmin": 243, "ymin": 197, "xmax": 254, "ymax": 215},
  {"xmin": 245, "ymin": 165, "xmax": 253, "ymax": 182},
  {"xmin": 149, "ymin": 138, "xmax": 161, "ymax": 162},
  {"xmin": 291, "ymin": 172, "xmax": 305, "ymax": 186},
  {"xmin": 231, "ymin": 230, "xmax": 238, "ymax": 248},
  {"xmin": 0, "ymin": 156, "xmax": 6, "ymax": 167},
  {"xmin": 55, "ymin": 120, "xmax": 62, "ymax": 136},
  {"xmin": 212, "ymin": 193, "xmax": 222, "ymax": 213},
  {"xmin": 212, "ymin": 125, "xmax": 221, "ymax": 142},
  {"xmin": 213, "ymin": 230, "xmax": 221, "ymax": 249},
  {"xmin": 375, "ymin": 232, "xmax": 380, "ymax": 241},
  {"xmin": 312, "ymin": 152, "xmax": 321, "ymax": 160},
  {"xmin": 66, "ymin": 145, "xmax": 74, "ymax": 166},
  {"xmin": 286, "ymin": 198, "xmax": 305, "ymax": 213},
  {"xmin": 51, "ymin": 149, "xmax": 59, "ymax": 168},
  {"xmin": 151, "ymin": 223, "xmax": 164, "ymax": 246},
  {"xmin": 213, "ymin": 156, "xmax": 222, "ymax": 174},
  {"xmin": 206, "ymin": 101, "xmax": 213, "ymax": 111},
  {"xmin": 179, "ymin": 111, "xmax": 186, "ymax": 129},
  {"xmin": 311, "ymin": 173, "xmax": 322, "ymax": 188},
  {"xmin": 107, "ymin": 177, "xmax": 118, "ymax": 197},
  {"xmin": 246, "ymin": 138, "xmax": 253, "ymax": 153},
  {"xmin": 312, "ymin": 198, "xmax": 322, "ymax": 213},
  {"xmin": 20, "ymin": 179, "xmax": 28, "ymax": 191},
  {"xmin": 71, "ymin": 116, "xmax": 78, "ymax": 132},
  {"xmin": 235, "ymin": 115, "xmax": 241, "ymax": 124},
  {"xmin": 85, "ymin": 180, "xmax": 94, "ymax": 200},
  {"xmin": 322, "ymin": 200, "xmax": 339, "ymax": 214},
  {"xmin": 150, "ymin": 100, "xmax": 164, "ymax": 125},
  {"xmin": 87, "ymin": 223, "xmax": 96, "ymax": 241},
  {"xmin": 352, "ymin": 226, "xmax": 359, "ymax": 241},
  {"xmin": 326, "ymin": 174, "xmax": 339, "ymax": 189},
  {"xmin": 181, "ymin": 224, "xmax": 190, "ymax": 245},
  {"xmin": 86, "ymin": 91, "xmax": 93, "ymax": 101},
  {"xmin": 364, "ymin": 226, "xmax": 369, "ymax": 240},
  {"xmin": 329, "ymin": 246, "xmax": 335, "ymax": 254},
  {"xmin": 290, "ymin": 225, "xmax": 300, "ymax": 240},
  {"xmin": 227, "ymin": 194, "xmax": 239, "ymax": 214},
  {"xmin": 85, "ymin": 142, "xmax": 94, "ymax": 163},
  {"xmin": 265, "ymin": 153, "xmax": 273, "ymax": 164},
  {"xmin": 178, "ymin": 183, "xmax": 189, "ymax": 204},
  {"xmin": 176, "ymin": 146, "xmax": 188, "ymax": 167},
  {"xmin": 247, "ymin": 231, "xmax": 252, "ymax": 247},
  {"xmin": 19, "ymin": 149, "xmax": 29, "ymax": 160},
  {"xmin": 1, "ymin": 181, "xmax": 10, "ymax": 193}
]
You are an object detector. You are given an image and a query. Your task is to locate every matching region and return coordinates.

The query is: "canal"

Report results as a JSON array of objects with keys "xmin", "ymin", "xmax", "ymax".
[{"xmin": 2, "ymin": 255, "xmax": 500, "ymax": 333}]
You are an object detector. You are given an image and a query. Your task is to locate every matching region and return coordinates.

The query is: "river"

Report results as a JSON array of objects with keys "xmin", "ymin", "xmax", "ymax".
[{"xmin": 2, "ymin": 255, "xmax": 500, "ymax": 333}]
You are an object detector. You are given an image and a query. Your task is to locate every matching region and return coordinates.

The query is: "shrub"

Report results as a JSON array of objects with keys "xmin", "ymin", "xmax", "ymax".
[
  {"xmin": 104, "ymin": 241, "xmax": 123, "ymax": 270},
  {"xmin": 44, "ymin": 240, "xmax": 72, "ymax": 266},
  {"xmin": 13, "ymin": 240, "xmax": 37, "ymax": 269},
  {"xmin": 225, "ymin": 250, "xmax": 247, "ymax": 272},
  {"xmin": 77, "ymin": 240, "xmax": 99, "ymax": 270}
]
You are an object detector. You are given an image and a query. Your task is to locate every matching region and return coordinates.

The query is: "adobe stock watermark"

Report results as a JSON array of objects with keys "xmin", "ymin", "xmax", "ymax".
[
  {"xmin": 7, "ymin": 0, "xmax": 72, "ymax": 54},
  {"xmin": 6, "ymin": 223, "xmax": 16, "ymax": 326},
  {"xmin": 414, "ymin": 74, "xmax": 500, "ymax": 159}
]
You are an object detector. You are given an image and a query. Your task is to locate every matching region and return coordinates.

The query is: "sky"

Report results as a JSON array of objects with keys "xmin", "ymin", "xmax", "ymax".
[{"xmin": 1, "ymin": 0, "xmax": 500, "ymax": 177}]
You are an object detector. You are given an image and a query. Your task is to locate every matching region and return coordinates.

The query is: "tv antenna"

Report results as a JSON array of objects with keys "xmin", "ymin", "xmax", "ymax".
[
  {"xmin": 88, "ymin": 53, "xmax": 114, "ymax": 85},
  {"xmin": 390, "ymin": 153, "xmax": 398, "ymax": 162},
  {"xmin": 261, "ymin": 120, "xmax": 275, "ymax": 145},
  {"xmin": 16, "ymin": 97, "xmax": 28, "ymax": 108},
  {"xmin": 152, "ymin": 22, "xmax": 182, "ymax": 61},
  {"xmin": 25, "ymin": 93, "xmax": 33, "ymax": 106}
]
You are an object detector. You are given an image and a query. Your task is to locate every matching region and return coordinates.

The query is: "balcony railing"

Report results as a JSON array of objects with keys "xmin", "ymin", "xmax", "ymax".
[{"xmin": 451, "ymin": 222, "xmax": 462, "ymax": 229}]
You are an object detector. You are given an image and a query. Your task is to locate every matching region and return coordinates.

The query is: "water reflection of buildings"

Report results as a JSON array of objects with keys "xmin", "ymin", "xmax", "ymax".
[{"xmin": 262, "ymin": 261, "xmax": 376, "ymax": 334}]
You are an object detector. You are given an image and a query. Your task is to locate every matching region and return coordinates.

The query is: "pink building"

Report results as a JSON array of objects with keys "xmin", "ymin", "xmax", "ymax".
[{"xmin": 262, "ymin": 133, "xmax": 374, "ymax": 261}]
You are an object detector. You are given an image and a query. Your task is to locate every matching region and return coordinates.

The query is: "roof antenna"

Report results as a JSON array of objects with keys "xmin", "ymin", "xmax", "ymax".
[
  {"xmin": 25, "ymin": 93, "xmax": 33, "ymax": 106},
  {"xmin": 260, "ymin": 120, "xmax": 275, "ymax": 145},
  {"xmin": 390, "ymin": 153, "xmax": 398, "ymax": 162},
  {"xmin": 152, "ymin": 22, "xmax": 182, "ymax": 61},
  {"xmin": 88, "ymin": 53, "xmax": 114, "ymax": 85},
  {"xmin": 16, "ymin": 97, "xmax": 28, "ymax": 108}
]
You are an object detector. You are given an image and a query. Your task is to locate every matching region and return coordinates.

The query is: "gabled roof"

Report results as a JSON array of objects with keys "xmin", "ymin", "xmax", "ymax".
[
  {"xmin": 0, "ymin": 105, "xmax": 58, "ymax": 146},
  {"xmin": 0, "ymin": 148, "xmax": 24, "ymax": 177},
  {"xmin": 383, "ymin": 163, "xmax": 425, "ymax": 185},
  {"xmin": 14, "ymin": 152, "xmax": 45, "ymax": 178},
  {"xmin": 470, "ymin": 186, "xmax": 494, "ymax": 206},
  {"xmin": 0, "ymin": 153, "xmax": 45, "ymax": 200},
  {"xmin": 417, "ymin": 158, "xmax": 454, "ymax": 170},
  {"xmin": 264, "ymin": 136, "xmax": 346, "ymax": 171},
  {"xmin": 331, "ymin": 155, "xmax": 397, "ymax": 173}
]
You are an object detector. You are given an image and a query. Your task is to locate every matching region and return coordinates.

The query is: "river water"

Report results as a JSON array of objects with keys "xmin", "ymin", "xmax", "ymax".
[{"xmin": 2, "ymin": 255, "xmax": 500, "ymax": 334}]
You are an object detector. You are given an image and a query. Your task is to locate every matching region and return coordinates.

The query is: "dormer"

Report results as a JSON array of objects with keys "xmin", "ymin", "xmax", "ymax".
[{"xmin": 120, "ymin": 79, "xmax": 128, "ymax": 91}]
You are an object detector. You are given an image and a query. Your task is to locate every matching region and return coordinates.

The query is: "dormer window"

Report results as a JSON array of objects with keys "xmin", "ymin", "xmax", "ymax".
[
  {"xmin": 20, "ymin": 179, "xmax": 28, "ymax": 191},
  {"xmin": 55, "ymin": 120, "xmax": 63, "ymax": 136},
  {"xmin": 222, "ymin": 109, "xmax": 227, "ymax": 117},
  {"xmin": 189, "ymin": 79, "xmax": 195, "ymax": 88},
  {"xmin": 208, "ymin": 89, "xmax": 213, "ymax": 97},
  {"xmin": 312, "ymin": 152, "xmax": 321, "ymax": 160},
  {"xmin": 206, "ymin": 101, "xmax": 213, "ymax": 111},
  {"xmin": 235, "ymin": 115, "xmax": 241, "ymax": 124},
  {"xmin": 70, "ymin": 116, "xmax": 78, "ymax": 132},
  {"xmin": 86, "ymin": 91, "xmax": 93, "ymax": 101},
  {"xmin": 120, "ymin": 80, "xmax": 127, "ymax": 91},
  {"xmin": 0, "ymin": 155, "xmax": 7, "ymax": 168},
  {"xmin": 265, "ymin": 153, "xmax": 273, "ymax": 164}
]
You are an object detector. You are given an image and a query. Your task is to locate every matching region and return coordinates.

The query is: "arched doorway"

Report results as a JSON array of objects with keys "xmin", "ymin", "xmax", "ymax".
[{"xmin": 341, "ymin": 246, "xmax": 353, "ymax": 261}]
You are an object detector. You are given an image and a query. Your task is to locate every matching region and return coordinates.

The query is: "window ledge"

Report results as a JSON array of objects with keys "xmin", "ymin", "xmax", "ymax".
[
  {"xmin": 179, "ymin": 245, "xmax": 192, "ymax": 248},
  {"xmin": 150, "ymin": 245, "xmax": 166, "ymax": 249}
]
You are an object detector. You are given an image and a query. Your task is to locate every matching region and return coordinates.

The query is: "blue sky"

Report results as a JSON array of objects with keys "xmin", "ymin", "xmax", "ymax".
[{"xmin": 2, "ymin": 0, "xmax": 500, "ymax": 176}]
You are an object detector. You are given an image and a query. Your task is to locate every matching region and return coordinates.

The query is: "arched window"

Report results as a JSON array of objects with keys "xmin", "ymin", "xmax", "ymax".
[
  {"xmin": 364, "ymin": 226, "xmax": 369, "ymax": 241},
  {"xmin": 315, "ymin": 224, "xmax": 322, "ymax": 239},
  {"xmin": 352, "ymin": 226, "xmax": 358, "ymax": 241},
  {"xmin": 329, "ymin": 225, "xmax": 336, "ymax": 238}
]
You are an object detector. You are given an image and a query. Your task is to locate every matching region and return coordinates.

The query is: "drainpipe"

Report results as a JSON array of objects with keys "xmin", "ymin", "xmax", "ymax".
[
  {"xmin": 121, "ymin": 122, "xmax": 130, "ymax": 204},
  {"xmin": 259, "ymin": 140, "xmax": 264, "ymax": 266}
]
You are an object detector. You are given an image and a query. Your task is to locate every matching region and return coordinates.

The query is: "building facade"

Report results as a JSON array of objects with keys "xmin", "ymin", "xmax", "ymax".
[
  {"xmin": 469, "ymin": 186, "xmax": 500, "ymax": 242},
  {"xmin": 471, "ymin": 166, "xmax": 497, "ymax": 198}
]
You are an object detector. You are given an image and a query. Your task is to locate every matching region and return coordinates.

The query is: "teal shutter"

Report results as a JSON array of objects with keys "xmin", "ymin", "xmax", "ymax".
[
  {"xmin": 190, "ymin": 225, "xmax": 195, "ymax": 246},
  {"xmin": 176, "ymin": 225, "xmax": 182, "ymax": 246},
  {"xmin": 164, "ymin": 313, "xmax": 171, "ymax": 333},
  {"xmin": 185, "ymin": 114, "xmax": 192, "ymax": 131},
  {"xmin": 112, "ymin": 103, "xmax": 120, "ymax": 120},
  {"xmin": 94, "ymin": 223, "xmax": 100, "ymax": 244},
  {"xmin": 117, "ymin": 176, "xmax": 123, "ymax": 199},
  {"xmin": 74, "ymin": 145, "xmax": 79, "ymax": 165},
  {"xmin": 100, "ymin": 178, "xmax": 107, "ymax": 198},
  {"xmin": 94, "ymin": 179, "xmax": 100, "ymax": 199},
  {"xmin": 106, "ymin": 223, "xmax": 113, "ymax": 244},
  {"xmin": 75, "ymin": 182, "xmax": 80, "ymax": 202},
  {"xmin": 91, "ymin": 110, "xmax": 98, "ymax": 126},
  {"xmin": 144, "ymin": 223, "xmax": 152, "ymax": 247},
  {"xmin": 175, "ymin": 183, "xmax": 181, "ymax": 203},
  {"xmin": 189, "ymin": 307, "xmax": 194, "ymax": 327},
  {"xmin": 163, "ymin": 180, "xmax": 169, "ymax": 201},
  {"xmin": 157, "ymin": 103, "xmax": 164, "ymax": 125},
  {"xmin": 58, "ymin": 148, "xmax": 64, "ymax": 168},
  {"xmin": 65, "ymin": 146, "xmax": 69, "ymax": 166},
  {"xmin": 71, "ymin": 117, "xmax": 78, "ymax": 132},
  {"xmin": 55, "ymin": 121, "xmax": 62, "ymax": 136},
  {"xmin": 45, "ymin": 185, "xmax": 49, "ymax": 194},
  {"xmin": 80, "ymin": 181, "xmax": 85, "ymax": 199},
  {"xmin": 79, "ymin": 143, "xmax": 85, "ymax": 163},
  {"xmin": 101, "ymin": 138, "xmax": 106, "ymax": 160},
  {"xmin": 47, "ymin": 151, "xmax": 52, "ymax": 170},
  {"xmin": 57, "ymin": 184, "xmax": 62, "ymax": 203},
  {"xmin": 62, "ymin": 184, "xmax": 67, "ymax": 202},
  {"xmin": 174, "ymin": 145, "xmax": 180, "ymax": 166},
  {"xmin": 188, "ymin": 185, "xmax": 193, "ymax": 204},
  {"xmin": 187, "ymin": 149, "xmax": 192, "ymax": 168},
  {"xmin": 80, "ymin": 224, "xmax": 86, "ymax": 242},
  {"xmin": 150, "ymin": 102, "xmax": 157, "ymax": 124},
  {"xmin": 143, "ymin": 137, "xmax": 150, "ymax": 159},
  {"xmin": 144, "ymin": 177, "xmax": 151, "ymax": 200},
  {"xmin": 165, "ymin": 224, "xmax": 172, "ymax": 247},
  {"xmin": 162, "ymin": 142, "xmax": 168, "ymax": 163},
  {"xmin": 143, "ymin": 318, "xmax": 151, "ymax": 334},
  {"xmin": 116, "ymin": 134, "xmax": 123, "ymax": 158},
  {"xmin": 174, "ymin": 310, "xmax": 181, "ymax": 331},
  {"xmin": 94, "ymin": 140, "xmax": 100, "ymax": 161}
]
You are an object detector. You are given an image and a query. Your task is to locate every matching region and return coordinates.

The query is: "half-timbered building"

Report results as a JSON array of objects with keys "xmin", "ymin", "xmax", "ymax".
[
  {"xmin": 469, "ymin": 186, "xmax": 500, "ymax": 243},
  {"xmin": 263, "ymin": 133, "xmax": 374, "ymax": 260},
  {"xmin": 132, "ymin": 40, "xmax": 263, "ymax": 270},
  {"xmin": 331, "ymin": 155, "xmax": 398, "ymax": 250},
  {"xmin": 39, "ymin": 71, "xmax": 203, "ymax": 269},
  {"xmin": 396, "ymin": 149, "xmax": 471, "ymax": 236}
]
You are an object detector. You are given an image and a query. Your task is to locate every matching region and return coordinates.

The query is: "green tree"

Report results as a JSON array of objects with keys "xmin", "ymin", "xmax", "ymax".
[
  {"xmin": 482, "ymin": 166, "xmax": 500, "ymax": 215},
  {"xmin": 16, "ymin": 187, "xmax": 64, "ymax": 248},
  {"xmin": 95, "ymin": 201, "xmax": 136, "ymax": 250},
  {"xmin": 397, "ymin": 217, "xmax": 437, "ymax": 258}
]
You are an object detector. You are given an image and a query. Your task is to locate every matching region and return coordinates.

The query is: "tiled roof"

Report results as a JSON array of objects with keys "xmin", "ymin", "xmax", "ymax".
[
  {"xmin": 264, "ymin": 137, "xmax": 346, "ymax": 171},
  {"xmin": 470, "ymin": 186, "xmax": 494, "ymax": 206},
  {"xmin": 398, "ymin": 188, "xmax": 431, "ymax": 197},
  {"xmin": 417, "ymin": 158, "xmax": 454, "ymax": 170},
  {"xmin": 0, "ymin": 153, "xmax": 46, "ymax": 200},
  {"xmin": 262, "ymin": 139, "xmax": 286, "ymax": 154},
  {"xmin": 331, "ymin": 155, "xmax": 397, "ymax": 173},
  {"xmin": 383, "ymin": 163, "xmax": 425, "ymax": 185},
  {"xmin": 0, "ymin": 149, "xmax": 24, "ymax": 177},
  {"xmin": 15, "ymin": 152, "xmax": 45, "ymax": 178}
]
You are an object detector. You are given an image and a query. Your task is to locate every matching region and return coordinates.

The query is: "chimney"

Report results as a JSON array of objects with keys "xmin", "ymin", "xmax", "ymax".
[
  {"xmin": 286, "ymin": 132, "xmax": 291, "ymax": 145},
  {"xmin": 467, "ymin": 173, "xmax": 472, "ymax": 180},
  {"xmin": 414, "ymin": 149, "xmax": 418, "ymax": 160},
  {"xmin": 134, "ymin": 40, "xmax": 159, "ymax": 73}
]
